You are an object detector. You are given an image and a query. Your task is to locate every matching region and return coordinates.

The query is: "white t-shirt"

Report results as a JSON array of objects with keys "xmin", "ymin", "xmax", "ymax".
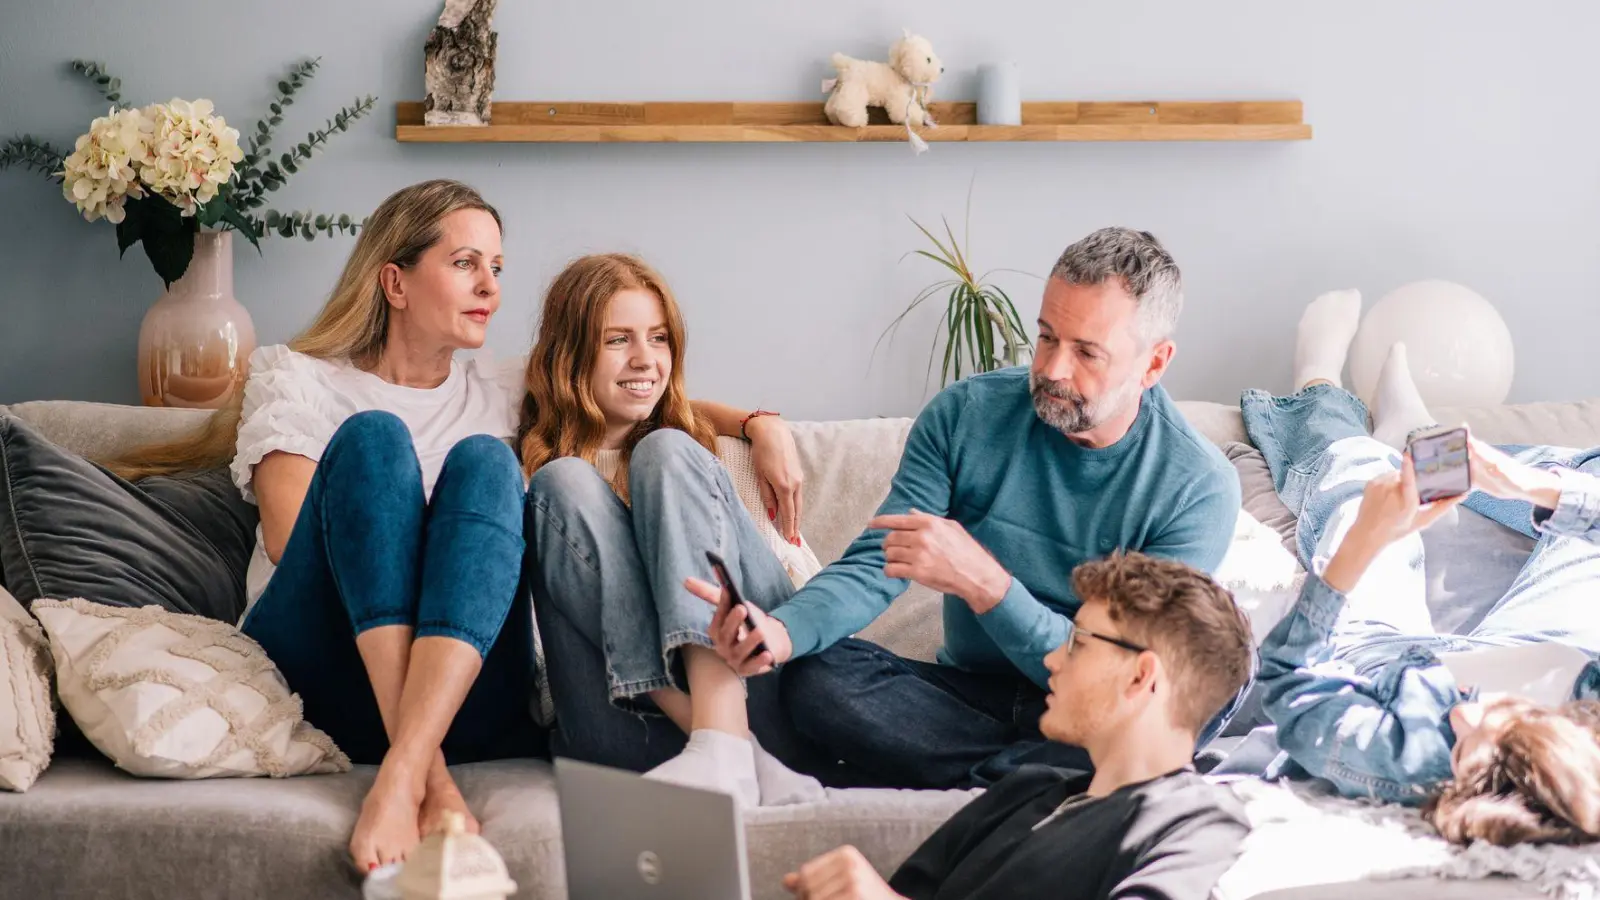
[{"xmin": 229, "ymin": 344, "xmax": 522, "ymax": 617}]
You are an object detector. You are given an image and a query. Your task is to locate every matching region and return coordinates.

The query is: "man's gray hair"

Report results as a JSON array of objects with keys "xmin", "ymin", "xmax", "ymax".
[{"xmin": 1050, "ymin": 228, "xmax": 1183, "ymax": 342}]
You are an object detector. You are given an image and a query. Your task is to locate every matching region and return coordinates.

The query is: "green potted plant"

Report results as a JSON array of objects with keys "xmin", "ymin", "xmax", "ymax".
[
  {"xmin": 878, "ymin": 192, "xmax": 1034, "ymax": 389},
  {"xmin": 0, "ymin": 58, "xmax": 375, "ymax": 408}
]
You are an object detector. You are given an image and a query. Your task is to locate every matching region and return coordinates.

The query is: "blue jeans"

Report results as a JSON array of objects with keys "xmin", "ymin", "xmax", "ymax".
[
  {"xmin": 1239, "ymin": 386, "xmax": 1600, "ymax": 800},
  {"xmin": 523, "ymin": 430, "xmax": 845, "ymax": 781},
  {"xmin": 241, "ymin": 411, "xmax": 546, "ymax": 766}
]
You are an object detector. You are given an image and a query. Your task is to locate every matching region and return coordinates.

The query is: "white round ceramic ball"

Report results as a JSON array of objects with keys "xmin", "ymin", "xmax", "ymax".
[{"xmin": 1347, "ymin": 280, "xmax": 1514, "ymax": 409}]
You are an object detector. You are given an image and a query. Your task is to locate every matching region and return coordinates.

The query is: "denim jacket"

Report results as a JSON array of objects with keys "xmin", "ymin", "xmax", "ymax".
[{"xmin": 1257, "ymin": 467, "xmax": 1600, "ymax": 805}]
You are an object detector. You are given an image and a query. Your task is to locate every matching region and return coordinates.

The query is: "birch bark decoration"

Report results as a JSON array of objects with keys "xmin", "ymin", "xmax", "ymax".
[{"xmin": 422, "ymin": 0, "xmax": 499, "ymax": 126}]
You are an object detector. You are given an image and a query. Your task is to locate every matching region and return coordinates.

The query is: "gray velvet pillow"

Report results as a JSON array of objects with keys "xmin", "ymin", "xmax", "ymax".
[
  {"xmin": 0, "ymin": 415, "xmax": 255, "ymax": 623},
  {"xmin": 1222, "ymin": 442, "xmax": 1297, "ymax": 553}
]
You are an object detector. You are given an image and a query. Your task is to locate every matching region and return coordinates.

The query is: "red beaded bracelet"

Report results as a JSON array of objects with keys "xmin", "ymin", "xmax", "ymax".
[{"xmin": 740, "ymin": 409, "xmax": 781, "ymax": 440}]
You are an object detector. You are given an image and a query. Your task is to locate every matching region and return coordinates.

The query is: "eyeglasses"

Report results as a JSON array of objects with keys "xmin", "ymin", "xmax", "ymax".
[{"xmin": 1066, "ymin": 626, "xmax": 1148, "ymax": 656}]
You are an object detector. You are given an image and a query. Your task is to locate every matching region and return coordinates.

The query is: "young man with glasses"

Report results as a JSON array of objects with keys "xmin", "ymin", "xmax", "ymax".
[{"xmin": 779, "ymin": 552, "xmax": 1255, "ymax": 900}]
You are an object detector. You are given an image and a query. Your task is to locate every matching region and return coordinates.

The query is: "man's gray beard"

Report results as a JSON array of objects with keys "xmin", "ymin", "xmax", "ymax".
[{"xmin": 1030, "ymin": 372, "xmax": 1141, "ymax": 437}]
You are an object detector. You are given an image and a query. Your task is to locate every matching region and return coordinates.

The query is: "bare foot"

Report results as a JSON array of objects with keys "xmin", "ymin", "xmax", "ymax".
[
  {"xmin": 419, "ymin": 769, "xmax": 480, "ymax": 837},
  {"xmin": 349, "ymin": 762, "xmax": 426, "ymax": 872}
]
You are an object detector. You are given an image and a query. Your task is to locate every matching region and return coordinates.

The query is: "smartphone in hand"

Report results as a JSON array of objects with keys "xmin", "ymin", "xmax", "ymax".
[
  {"xmin": 705, "ymin": 550, "xmax": 769, "ymax": 656},
  {"xmin": 1408, "ymin": 425, "xmax": 1472, "ymax": 503}
]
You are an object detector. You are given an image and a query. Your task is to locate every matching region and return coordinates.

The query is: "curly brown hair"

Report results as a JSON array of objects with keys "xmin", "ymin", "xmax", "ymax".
[
  {"xmin": 1071, "ymin": 551, "xmax": 1253, "ymax": 735},
  {"xmin": 1425, "ymin": 698, "xmax": 1600, "ymax": 846}
]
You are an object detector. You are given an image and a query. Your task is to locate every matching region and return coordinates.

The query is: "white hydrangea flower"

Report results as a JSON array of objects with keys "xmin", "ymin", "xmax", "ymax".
[
  {"xmin": 138, "ymin": 98, "xmax": 245, "ymax": 216},
  {"xmin": 59, "ymin": 106, "xmax": 153, "ymax": 224}
]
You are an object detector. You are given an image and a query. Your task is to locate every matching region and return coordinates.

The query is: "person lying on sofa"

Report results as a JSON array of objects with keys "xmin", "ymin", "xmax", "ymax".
[
  {"xmin": 105, "ymin": 183, "xmax": 805, "ymax": 870},
  {"xmin": 518, "ymin": 253, "xmax": 837, "ymax": 808},
  {"xmin": 1238, "ymin": 290, "xmax": 1600, "ymax": 845},
  {"xmin": 695, "ymin": 227, "xmax": 1245, "ymax": 789},
  {"xmin": 775, "ymin": 551, "xmax": 1254, "ymax": 900}
]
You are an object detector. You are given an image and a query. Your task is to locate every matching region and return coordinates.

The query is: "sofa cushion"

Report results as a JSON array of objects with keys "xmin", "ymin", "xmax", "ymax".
[
  {"xmin": 0, "ymin": 586, "xmax": 53, "ymax": 791},
  {"xmin": 0, "ymin": 757, "xmax": 975, "ymax": 900},
  {"xmin": 1178, "ymin": 395, "xmax": 1600, "ymax": 453},
  {"xmin": 6, "ymin": 400, "xmax": 211, "ymax": 462},
  {"xmin": 1175, "ymin": 400, "xmax": 1250, "ymax": 446},
  {"xmin": 1434, "ymin": 397, "xmax": 1600, "ymax": 446},
  {"xmin": 715, "ymin": 435, "xmax": 823, "ymax": 586},
  {"xmin": 788, "ymin": 418, "xmax": 914, "ymax": 564},
  {"xmin": 33, "ymin": 598, "xmax": 349, "ymax": 780},
  {"xmin": 1223, "ymin": 442, "xmax": 1298, "ymax": 554},
  {"xmin": 0, "ymin": 415, "xmax": 255, "ymax": 622},
  {"xmin": 0, "ymin": 757, "xmax": 371, "ymax": 900},
  {"xmin": 1, "ymin": 758, "xmax": 1542, "ymax": 900}
]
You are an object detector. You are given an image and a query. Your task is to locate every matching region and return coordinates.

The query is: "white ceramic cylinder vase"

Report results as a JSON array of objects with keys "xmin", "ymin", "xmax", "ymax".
[{"xmin": 977, "ymin": 63, "xmax": 1022, "ymax": 126}]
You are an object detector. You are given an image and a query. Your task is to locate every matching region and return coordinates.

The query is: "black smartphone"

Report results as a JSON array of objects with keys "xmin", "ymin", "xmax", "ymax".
[
  {"xmin": 705, "ymin": 550, "xmax": 768, "ymax": 656},
  {"xmin": 1408, "ymin": 425, "xmax": 1472, "ymax": 503}
]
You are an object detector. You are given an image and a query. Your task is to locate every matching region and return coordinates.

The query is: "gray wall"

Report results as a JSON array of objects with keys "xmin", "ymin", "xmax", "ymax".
[{"xmin": 3, "ymin": 1, "xmax": 1597, "ymax": 416}]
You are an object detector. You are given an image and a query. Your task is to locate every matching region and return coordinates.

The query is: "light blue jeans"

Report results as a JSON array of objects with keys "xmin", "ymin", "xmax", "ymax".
[
  {"xmin": 521, "ymin": 429, "xmax": 837, "ymax": 778},
  {"xmin": 1237, "ymin": 386, "xmax": 1600, "ymax": 802}
]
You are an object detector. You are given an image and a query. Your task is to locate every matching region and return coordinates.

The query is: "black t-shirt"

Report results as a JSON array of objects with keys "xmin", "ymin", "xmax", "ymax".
[{"xmin": 890, "ymin": 766, "xmax": 1248, "ymax": 900}]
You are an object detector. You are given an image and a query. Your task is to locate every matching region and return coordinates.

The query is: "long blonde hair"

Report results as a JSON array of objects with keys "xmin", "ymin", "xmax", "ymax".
[
  {"xmin": 106, "ymin": 179, "xmax": 502, "ymax": 480},
  {"xmin": 517, "ymin": 254, "xmax": 715, "ymax": 499}
]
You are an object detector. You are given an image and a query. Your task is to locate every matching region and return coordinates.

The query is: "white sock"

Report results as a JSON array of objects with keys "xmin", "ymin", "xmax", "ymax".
[
  {"xmin": 1293, "ymin": 289, "xmax": 1364, "ymax": 390},
  {"xmin": 643, "ymin": 729, "xmax": 760, "ymax": 808},
  {"xmin": 1372, "ymin": 342, "xmax": 1435, "ymax": 451},
  {"xmin": 749, "ymin": 734, "xmax": 825, "ymax": 806}
]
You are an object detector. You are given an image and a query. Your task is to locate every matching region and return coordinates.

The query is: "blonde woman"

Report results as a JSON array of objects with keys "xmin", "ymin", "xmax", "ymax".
[
  {"xmin": 520, "ymin": 254, "xmax": 829, "ymax": 808},
  {"xmin": 109, "ymin": 184, "xmax": 807, "ymax": 868},
  {"xmin": 112, "ymin": 180, "xmax": 530, "ymax": 871}
]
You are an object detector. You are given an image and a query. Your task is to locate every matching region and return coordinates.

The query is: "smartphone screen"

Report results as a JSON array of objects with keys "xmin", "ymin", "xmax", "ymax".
[
  {"xmin": 1410, "ymin": 427, "xmax": 1472, "ymax": 503},
  {"xmin": 704, "ymin": 550, "xmax": 768, "ymax": 655}
]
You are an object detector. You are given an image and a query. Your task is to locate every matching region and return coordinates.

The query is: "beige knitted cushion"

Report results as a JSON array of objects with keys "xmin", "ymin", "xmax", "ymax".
[
  {"xmin": 0, "ymin": 586, "xmax": 53, "ymax": 791},
  {"xmin": 31, "ymin": 598, "xmax": 349, "ymax": 779},
  {"xmin": 714, "ymin": 436, "xmax": 823, "ymax": 587}
]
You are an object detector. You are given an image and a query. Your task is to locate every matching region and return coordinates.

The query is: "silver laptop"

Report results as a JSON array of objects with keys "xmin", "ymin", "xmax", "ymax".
[{"xmin": 554, "ymin": 757, "xmax": 751, "ymax": 900}]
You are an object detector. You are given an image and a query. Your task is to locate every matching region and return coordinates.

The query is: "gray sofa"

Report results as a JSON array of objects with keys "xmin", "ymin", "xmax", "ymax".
[{"xmin": 7, "ymin": 394, "xmax": 1596, "ymax": 900}]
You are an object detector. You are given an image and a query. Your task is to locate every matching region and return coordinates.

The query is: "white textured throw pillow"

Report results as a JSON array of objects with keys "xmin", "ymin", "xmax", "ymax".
[
  {"xmin": 0, "ymin": 586, "xmax": 54, "ymax": 791},
  {"xmin": 31, "ymin": 598, "xmax": 349, "ymax": 779},
  {"xmin": 1213, "ymin": 509, "xmax": 1307, "ymax": 646}
]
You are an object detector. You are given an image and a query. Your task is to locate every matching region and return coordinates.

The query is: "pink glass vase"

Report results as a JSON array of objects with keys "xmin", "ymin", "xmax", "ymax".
[{"xmin": 136, "ymin": 230, "xmax": 257, "ymax": 408}]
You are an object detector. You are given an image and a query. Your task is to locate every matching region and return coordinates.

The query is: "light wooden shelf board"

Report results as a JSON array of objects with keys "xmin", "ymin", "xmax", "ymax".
[{"xmin": 394, "ymin": 101, "xmax": 1311, "ymax": 143}]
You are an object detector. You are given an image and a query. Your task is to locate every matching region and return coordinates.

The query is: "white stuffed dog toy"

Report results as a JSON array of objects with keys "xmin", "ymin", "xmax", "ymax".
[{"xmin": 824, "ymin": 31, "xmax": 944, "ymax": 129}]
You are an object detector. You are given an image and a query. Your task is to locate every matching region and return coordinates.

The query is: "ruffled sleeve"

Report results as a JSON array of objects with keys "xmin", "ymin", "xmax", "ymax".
[{"xmin": 229, "ymin": 345, "xmax": 346, "ymax": 503}]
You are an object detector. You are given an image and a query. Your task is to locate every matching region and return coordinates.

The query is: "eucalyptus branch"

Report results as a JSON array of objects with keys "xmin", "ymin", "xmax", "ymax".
[
  {"xmin": 257, "ymin": 209, "xmax": 366, "ymax": 240},
  {"xmin": 237, "ymin": 95, "xmax": 376, "ymax": 211},
  {"xmin": 281, "ymin": 96, "xmax": 377, "ymax": 173},
  {"xmin": 69, "ymin": 60, "xmax": 129, "ymax": 110},
  {"xmin": 236, "ymin": 58, "xmax": 322, "ymax": 206},
  {"xmin": 0, "ymin": 135, "xmax": 67, "ymax": 180}
]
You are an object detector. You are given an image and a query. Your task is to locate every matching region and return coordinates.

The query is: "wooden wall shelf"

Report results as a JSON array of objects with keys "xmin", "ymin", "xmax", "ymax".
[{"xmin": 394, "ymin": 100, "xmax": 1310, "ymax": 143}]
